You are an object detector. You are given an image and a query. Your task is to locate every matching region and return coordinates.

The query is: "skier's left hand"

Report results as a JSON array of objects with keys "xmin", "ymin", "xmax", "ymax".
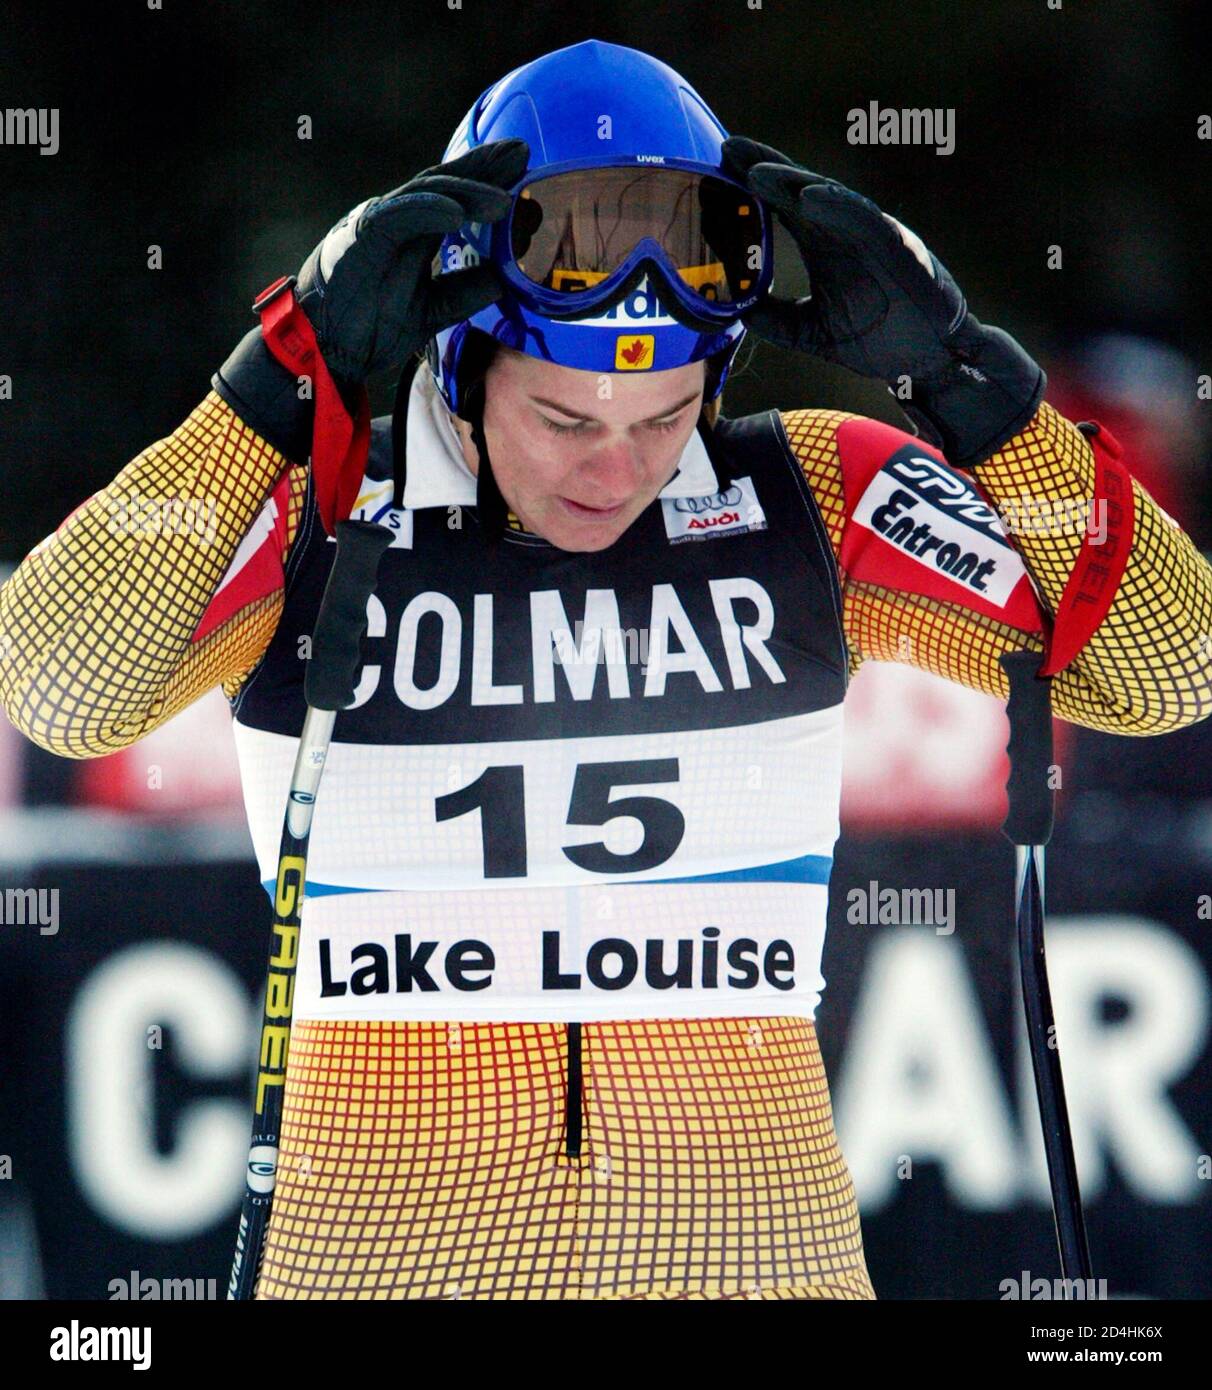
[
  {"xmin": 722, "ymin": 135, "xmax": 1045, "ymax": 467},
  {"xmin": 722, "ymin": 134, "xmax": 970, "ymax": 382}
]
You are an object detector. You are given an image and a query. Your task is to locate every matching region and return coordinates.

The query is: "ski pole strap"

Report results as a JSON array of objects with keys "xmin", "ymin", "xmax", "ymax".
[
  {"xmin": 304, "ymin": 520, "xmax": 394, "ymax": 711},
  {"xmin": 253, "ymin": 275, "xmax": 372, "ymax": 538},
  {"xmin": 1036, "ymin": 422, "xmax": 1133, "ymax": 678},
  {"xmin": 1000, "ymin": 649, "xmax": 1054, "ymax": 847}
]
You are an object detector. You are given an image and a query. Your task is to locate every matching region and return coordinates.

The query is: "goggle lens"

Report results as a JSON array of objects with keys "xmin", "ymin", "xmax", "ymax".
[{"xmin": 509, "ymin": 167, "xmax": 764, "ymax": 309}]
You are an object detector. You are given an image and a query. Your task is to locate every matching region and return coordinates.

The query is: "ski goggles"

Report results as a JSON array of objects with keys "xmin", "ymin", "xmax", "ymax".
[{"xmin": 494, "ymin": 161, "xmax": 773, "ymax": 326}]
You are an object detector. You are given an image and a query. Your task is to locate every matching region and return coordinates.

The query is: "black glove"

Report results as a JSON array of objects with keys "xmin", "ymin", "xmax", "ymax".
[
  {"xmin": 294, "ymin": 139, "xmax": 528, "ymax": 384},
  {"xmin": 722, "ymin": 136, "xmax": 1045, "ymax": 468},
  {"xmin": 214, "ymin": 139, "xmax": 529, "ymax": 460}
]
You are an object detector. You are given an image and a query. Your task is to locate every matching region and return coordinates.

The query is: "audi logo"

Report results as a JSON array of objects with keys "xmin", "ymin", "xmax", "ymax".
[{"xmin": 674, "ymin": 486, "xmax": 743, "ymax": 514}]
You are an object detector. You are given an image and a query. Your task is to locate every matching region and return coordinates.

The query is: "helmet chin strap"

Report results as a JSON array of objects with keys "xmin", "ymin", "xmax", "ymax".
[
  {"xmin": 393, "ymin": 350, "xmax": 510, "ymax": 543},
  {"xmin": 461, "ymin": 377, "xmax": 510, "ymax": 544},
  {"xmin": 390, "ymin": 355, "xmax": 421, "ymax": 513}
]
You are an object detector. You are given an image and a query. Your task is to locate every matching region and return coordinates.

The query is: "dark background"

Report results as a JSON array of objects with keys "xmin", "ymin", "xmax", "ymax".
[
  {"xmin": 1, "ymin": 0, "xmax": 1210, "ymax": 554},
  {"xmin": 1, "ymin": 0, "xmax": 1210, "ymax": 1303}
]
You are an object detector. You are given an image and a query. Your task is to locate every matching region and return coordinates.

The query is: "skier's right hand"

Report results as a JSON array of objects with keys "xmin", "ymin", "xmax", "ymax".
[{"xmin": 294, "ymin": 139, "xmax": 529, "ymax": 386}]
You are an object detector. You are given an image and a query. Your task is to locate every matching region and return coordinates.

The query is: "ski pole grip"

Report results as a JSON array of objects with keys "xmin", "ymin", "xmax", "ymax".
[
  {"xmin": 304, "ymin": 520, "xmax": 393, "ymax": 711},
  {"xmin": 1000, "ymin": 649, "xmax": 1054, "ymax": 847}
]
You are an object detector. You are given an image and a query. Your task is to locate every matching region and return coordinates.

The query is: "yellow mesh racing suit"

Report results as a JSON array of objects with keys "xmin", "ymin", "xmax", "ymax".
[{"xmin": 2, "ymin": 391, "xmax": 1209, "ymax": 1299}]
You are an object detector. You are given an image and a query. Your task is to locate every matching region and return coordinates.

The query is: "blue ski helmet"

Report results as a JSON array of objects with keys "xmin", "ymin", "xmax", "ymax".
[{"xmin": 427, "ymin": 40, "xmax": 771, "ymax": 415}]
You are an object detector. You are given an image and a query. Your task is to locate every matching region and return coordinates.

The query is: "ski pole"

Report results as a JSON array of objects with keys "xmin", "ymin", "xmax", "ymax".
[
  {"xmin": 228, "ymin": 519, "xmax": 393, "ymax": 1300},
  {"xmin": 1000, "ymin": 649, "xmax": 1093, "ymax": 1287}
]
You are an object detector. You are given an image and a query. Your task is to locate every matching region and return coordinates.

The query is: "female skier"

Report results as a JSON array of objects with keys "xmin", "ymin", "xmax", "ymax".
[{"xmin": 2, "ymin": 40, "xmax": 1209, "ymax": 1299}]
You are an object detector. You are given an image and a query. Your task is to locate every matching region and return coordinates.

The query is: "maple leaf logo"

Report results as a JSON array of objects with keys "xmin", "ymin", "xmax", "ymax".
[{"xmin": 615, "ymin": 334, "xmax": 654, "ymax": 370}]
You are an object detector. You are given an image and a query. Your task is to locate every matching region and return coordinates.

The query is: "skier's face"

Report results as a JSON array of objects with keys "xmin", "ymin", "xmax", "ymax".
[{"xmin": 457, "ymin": 347, "xmax": 708, "ymax": 552}]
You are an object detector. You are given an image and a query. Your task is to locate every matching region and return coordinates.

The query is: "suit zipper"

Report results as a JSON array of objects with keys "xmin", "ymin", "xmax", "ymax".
[{"xmin": 565, "ymin": 1022, "xmax": 583, "ymax": 1159}]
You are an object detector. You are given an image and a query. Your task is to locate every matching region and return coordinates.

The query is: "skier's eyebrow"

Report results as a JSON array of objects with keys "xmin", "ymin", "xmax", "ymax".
[{"xmin": 530, "ymin": 391, "xmax": 701, "ymax": 424}]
